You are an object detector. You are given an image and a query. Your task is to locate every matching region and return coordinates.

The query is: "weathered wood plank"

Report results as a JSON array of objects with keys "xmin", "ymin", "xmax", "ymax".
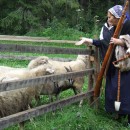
[
  {"xmin": 0, "ymin": 55, "xmax": 36, "ymax": 61},
  {"xmin": 0, "ymin": 38, "xmax": 78, "ymax": 44},
  {"xmin": 0, "ymin": 90, "xmax": 93, "ymax": 130},
  {"xmin": 0, "ymin": 43, "xmax": 92, "ymax": 55},
  {"xmin": 0, "ymin": 69, "xmax": 94, "ymax": 92},
  {"xmin": 0, "ymin": 35, "xmax": 78, "ymax": 44},
  {"xmin": 88, "ymin": 46, "xmax": 94, "ymax": 104},
  {"xmin": 0, "ymin": 35, "xmax": 50, "ymax": 40}
]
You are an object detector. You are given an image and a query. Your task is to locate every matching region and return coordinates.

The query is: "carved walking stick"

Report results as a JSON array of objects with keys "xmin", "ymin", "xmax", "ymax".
[{"xmin": 115, "ymin": 69, "xmax": 121, "ymax": 111}]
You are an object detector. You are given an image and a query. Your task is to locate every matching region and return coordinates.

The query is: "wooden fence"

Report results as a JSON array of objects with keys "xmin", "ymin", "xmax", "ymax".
[{"xmin": 0, "ymin": 35, "xmax": 100, "ymax": 129}]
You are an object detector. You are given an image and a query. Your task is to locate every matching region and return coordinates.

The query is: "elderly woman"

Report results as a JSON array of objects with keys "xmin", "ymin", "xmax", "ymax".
[{"xmin": 76, "ymin": 5, "xmax": 130, "ymax": 126}]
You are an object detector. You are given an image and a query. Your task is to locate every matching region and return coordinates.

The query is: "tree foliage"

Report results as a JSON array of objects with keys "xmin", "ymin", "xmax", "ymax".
[{"xmin": 0, "ymin": 0, "xmax": 123, "ymax": 35}]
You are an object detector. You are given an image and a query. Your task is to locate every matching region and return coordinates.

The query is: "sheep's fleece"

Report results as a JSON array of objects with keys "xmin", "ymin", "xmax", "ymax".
[
  {"xmin": 115, "ymin": 35, "xmax": 130, "ymax": 71},
  {"xmin": 0, "ymin": 65, "xmax": 54, "ymax": 117},
  {"xmin": 28, "ymin": 55, "xmax": 89, "ymax": 101},
  {"xmin": 28, "ymin": 55, "xmax": 89, "ymax": 73}
]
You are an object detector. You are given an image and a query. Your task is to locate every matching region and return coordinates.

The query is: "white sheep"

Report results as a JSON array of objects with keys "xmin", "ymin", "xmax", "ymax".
[
  {"xmin": 0, "ymin": 66, "xmax": 17, "ymax": 74},
  {"xmin": 28, "ymin": 56, "xmax": 49, "ymax": 69},
  {"xmin": 0, "ymin": 56, "xmax": 50, "ymax": 75},
  {"xmin": 28, "ymin": 55, "xmax": 89, "ymax": 106},
  {"xmin": 28, "ymin": 55, "xmax": 89, "ymax": 72},
  {"xmin": 0, "ymin": 65, "xmax": 54, "ymax": 130}
]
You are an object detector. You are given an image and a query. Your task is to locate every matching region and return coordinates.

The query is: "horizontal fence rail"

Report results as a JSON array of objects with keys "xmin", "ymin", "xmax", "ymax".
[
  {"xmin": 0, "ymin": 90, "xmax": 93, "ymax": 130},
  {"xmin": 0, "ymin": 55, "xmax": 36, "ymax": 61},
  {"xmin": 0, "ymin": 35, "xmax": 78, "ymax": 44},
  {"xmin": 0, "ymin": 68, "xmax": 94, "ymax": 92},
  {"xmin": 0, "ymin": 43, "xmax": 93, "ymax": 55},
  {"xmin": 0, "ymin": 35, "xmax": 50, "ymax": 41},
  {"xmin": 0, "ymin": 35, "xmax": 50, "ymax": 40}
]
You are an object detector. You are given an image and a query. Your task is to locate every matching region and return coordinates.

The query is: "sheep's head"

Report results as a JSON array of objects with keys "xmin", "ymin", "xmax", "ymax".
[
  {"xmin": 76, "ymin": 55, "xmax": 90, "ymax": 68},
  {"xmin": 28, "ymin": 56, "xmax": 49, "ymax": 69},
  {"xmin": 34, "ymin": 65, "xmax": 55, "ymax": 76},
  {"xmin": 64, "ymin": 66, "xmax": 74, "ymax": 85},
  {"xmin": 76, "ymin": 55, "xmax": 89, "ymax": 61}
]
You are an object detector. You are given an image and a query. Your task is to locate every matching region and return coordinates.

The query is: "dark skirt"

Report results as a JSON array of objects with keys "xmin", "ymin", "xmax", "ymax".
[{"xmin": 105, "ymin": 66, "xmax": 130, "ymax": 114}]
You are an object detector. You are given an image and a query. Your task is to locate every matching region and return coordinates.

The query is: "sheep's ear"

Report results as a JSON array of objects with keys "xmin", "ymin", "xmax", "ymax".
[
  {"xmin": 64, "ymin": 66, "xmax": 70, "ymax": 72},
  {"xmin": 69, "ymin": 66, "xmax": 73, "ymax": 72},
  {"xmin": 46, "ymin": 68, "xmax": 55, "ymax": 74},
  {"xmin": 86, "ymin": 55, "xmax": 89, "ymax": 58},
  {"xmin": 64, "ymin": 66, "xmax": 72, "ymax": 72},
  {"xmin": 38, "ymin": 59, "xmax": 48, "ymax": 64}
]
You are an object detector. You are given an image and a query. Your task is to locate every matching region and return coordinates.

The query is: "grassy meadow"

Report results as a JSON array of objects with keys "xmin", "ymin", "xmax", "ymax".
[{"xmin": 0, "ymin": 27, "xmax": 129, "ymax": 130}]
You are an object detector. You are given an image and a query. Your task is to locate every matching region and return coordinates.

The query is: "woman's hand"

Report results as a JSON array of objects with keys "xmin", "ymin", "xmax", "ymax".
[
  {"xmin": 110, "ymin": 37, "xmax": 125, "ymax": 46},
  {"xmin": 75, "ymin": 37, "xmax": 93, "ymax": 45}
]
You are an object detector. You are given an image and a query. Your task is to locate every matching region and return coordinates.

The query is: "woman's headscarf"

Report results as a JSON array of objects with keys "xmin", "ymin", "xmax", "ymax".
[{"xmin": 108, "ymin": 5, "xmax": 123, "ymax": 18}]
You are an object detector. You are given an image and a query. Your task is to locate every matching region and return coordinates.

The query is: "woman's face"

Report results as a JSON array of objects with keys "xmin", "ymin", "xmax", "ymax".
[{"xmin": 107, "ymin": 11, "xmax": 119, "ymax": 26}]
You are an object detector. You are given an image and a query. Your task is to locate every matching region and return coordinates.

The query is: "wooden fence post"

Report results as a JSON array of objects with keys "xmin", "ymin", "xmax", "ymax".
[
  {"xmin": 93, "ymin": 47, "xmax": 100, "ymax": 108},
  {"xmin": 87, "ymin": 46, "xmax": 94, "ymax": 104}
]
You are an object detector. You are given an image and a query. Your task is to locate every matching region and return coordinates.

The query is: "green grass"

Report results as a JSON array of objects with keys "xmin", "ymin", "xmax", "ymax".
[{"xmin": 4, "ymin": 98, "xmax": 129, "ymax": 130}]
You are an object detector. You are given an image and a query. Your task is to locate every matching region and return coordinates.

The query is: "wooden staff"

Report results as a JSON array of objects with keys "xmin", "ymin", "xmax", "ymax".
[
  {"xmin": 113, "ymin": 53, "xmax": 130, "ymax": 111},
  {"xmin": 94, "ymin": 0, "xmax": 130, "ymax": 98},
  {"xmin": 114, "ymin": 69, "xmax": 121, "ymax": 111},
  {"xmin": 117, "ymin": 69, "xmax": 121, "ymax": 102}
]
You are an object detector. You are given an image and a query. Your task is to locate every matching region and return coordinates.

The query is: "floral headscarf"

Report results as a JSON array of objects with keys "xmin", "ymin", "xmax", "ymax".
[{"xmin": 108, "ymin": 5, "xmax": 123, "ymax": 18}]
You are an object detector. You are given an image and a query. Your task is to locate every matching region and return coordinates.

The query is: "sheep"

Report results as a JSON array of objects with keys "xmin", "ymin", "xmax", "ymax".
[
  {"xmin": 0, "ymin": 56, "xmax": 50, "ymax": 75},
  {"xmin": 0, "ymin": 65, "xmax": 54, "ymax": 130},
  {"xmin": 28, "ymin": 55, "xmax": 89, "ymax": 106},
  {"xmin": 0, "ymin": 65, "xmax": 54, "ymax": 79},
  {"xmin": 0, "ymin": 66, "xmax": 17, "ymax": 74},
  {"xmin": 38, "ymin": 67, "xmax": 75, "ymax": 102},
  {"xmin": 28, "ymin": 55, "xmax": 89, "ymax": 73},
  {"xmin": 28, "ymin": 56, "xmax": 49, "ymax": 69},
  {"xmin": 0, "ymin": 64, "xmax": 55, "ymax": 103}
]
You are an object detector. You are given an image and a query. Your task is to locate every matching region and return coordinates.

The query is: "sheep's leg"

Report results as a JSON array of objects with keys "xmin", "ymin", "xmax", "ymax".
[
  {"xmin": 55, "ymin": 94, "xmax": 59, "ymax": 101},
  {"xmin": 28, "ymin": 105, "xmax": 37, "ymax": 128},
  {"xmin": 52, "ymin": 94, "xmax": 63, "ymax": 115},
  {"xmin": 72, "ymin": 87, "xmax": 77, "ymax": 95},
  {"xmin": 73, "ymin": 88, "xmax": 83, "ymax": 107},
  {"xmin": 78, "ymin": 90, "xmax": 83, "ymax": 107},
  {"xmin": 48, "ymin": 95, "xmax": 56, "ymax": 115},
  {"xmin": 79, "ymin": 98, "xmax": 83, "ymax": 107},
  {"xmin": 49, "ymin": 95, "xmax": 53, "ymax": 102},
  {"xmin": 51, "ymin": 94, "xmax": 60, "ymax": 115},
  {"xmin": 35, "ymin": 95, "xmax": 41, "ymax": 105},
  {"xmin": 55, "ymin": 94, "xmax": 64, "ymax": 113},
  {"xmin": 19, "ymin": 122, "xmax": 24, "ymax": 130}
]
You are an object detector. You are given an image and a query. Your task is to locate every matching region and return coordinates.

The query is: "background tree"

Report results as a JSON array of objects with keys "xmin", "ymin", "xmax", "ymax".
[{"xmin": 0, "ymin": 0, "xmax": 123, "ymax": 35}]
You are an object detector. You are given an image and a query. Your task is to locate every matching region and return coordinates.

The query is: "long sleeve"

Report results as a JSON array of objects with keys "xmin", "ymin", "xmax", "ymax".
[
  {"xmin": 93, "ymin": 39, "xmax": 101, "ymax": 46},
  {"xmin": 92, "ymin": 23, "xmax": 114, "ymax": 61}
]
